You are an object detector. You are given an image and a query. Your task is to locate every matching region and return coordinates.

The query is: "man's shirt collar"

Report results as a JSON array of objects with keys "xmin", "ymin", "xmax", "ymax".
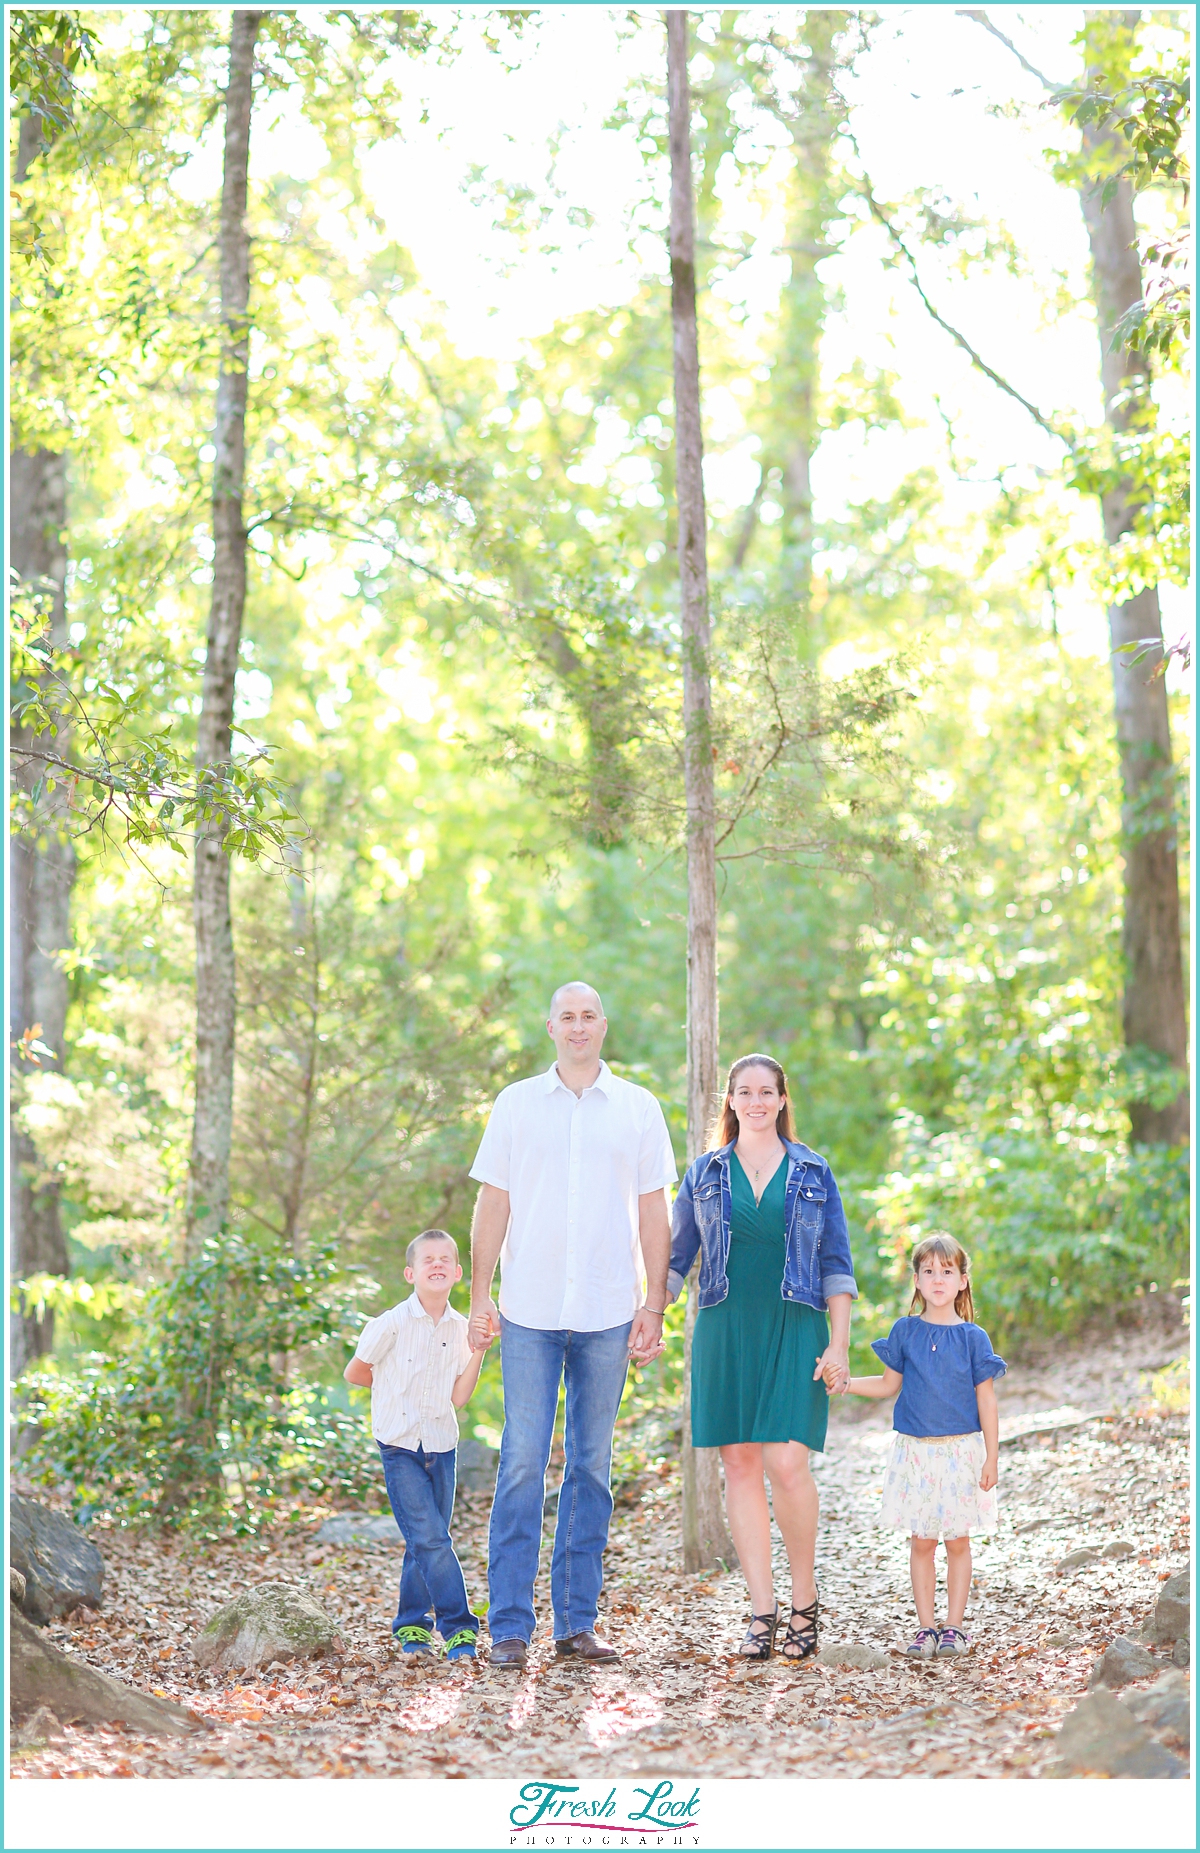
[{"xmin": 543, "ymin": 1058, "xmax": 613, "ymax": 1097}]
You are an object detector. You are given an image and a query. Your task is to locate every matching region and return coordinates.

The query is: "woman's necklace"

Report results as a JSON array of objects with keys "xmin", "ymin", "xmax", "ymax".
[{"xmin": 742, "ymin": 1141, "xmax": 783, "ymax": 1203}]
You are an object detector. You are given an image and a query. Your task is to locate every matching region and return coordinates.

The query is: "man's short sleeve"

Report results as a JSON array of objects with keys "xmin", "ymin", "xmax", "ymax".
[
  {"xmin": 469, "ymin": 1088, "xmax": 512, "ymax": 1190},
  {"xmin": 637, "ymin": 1095, "xmax": 678, "ymax": 1192},
  {"xmin": 354, "ymin": 1311, "xmax": 397, "ymax": 1366}
]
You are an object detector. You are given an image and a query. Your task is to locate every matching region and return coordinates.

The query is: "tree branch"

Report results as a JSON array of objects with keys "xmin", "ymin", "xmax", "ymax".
[
  {"xmin": 852, "ymin": 164, "xmax": 1074, "ymax": 450},
  {"xmin": 954, "ymin": 10, "xmax": 1063, "ymax": 94}
]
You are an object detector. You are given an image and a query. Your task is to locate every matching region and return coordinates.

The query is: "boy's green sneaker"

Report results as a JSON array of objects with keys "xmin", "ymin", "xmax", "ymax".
[
  {"xmin": 443, "ymin": 1629, "xmax": 478, "ymax": 1663},
  {"xmin": 395, "ymin": 1626, "xmax": 435, "ymax": 1656}
]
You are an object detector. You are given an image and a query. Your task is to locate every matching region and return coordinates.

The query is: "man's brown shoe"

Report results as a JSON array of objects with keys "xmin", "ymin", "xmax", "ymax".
[
  {"xmin": 555, "ymin": 1630, "xmax": 619, "ymax": 1663},
  {"xmin": 488, "ymin": 1638, "xmax": 528, "ymax": 1669}
]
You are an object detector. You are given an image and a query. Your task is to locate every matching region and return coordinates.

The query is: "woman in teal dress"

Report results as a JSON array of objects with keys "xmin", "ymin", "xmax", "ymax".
[{"xmin": 667, "ymin": 1055, "xmax": 857, "ymax": 1661}]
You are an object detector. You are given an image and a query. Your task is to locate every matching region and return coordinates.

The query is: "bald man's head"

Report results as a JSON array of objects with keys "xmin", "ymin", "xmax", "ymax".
[{"xmin": 548, "ymin": 981, "xmax": 605, "ymax": 1019}]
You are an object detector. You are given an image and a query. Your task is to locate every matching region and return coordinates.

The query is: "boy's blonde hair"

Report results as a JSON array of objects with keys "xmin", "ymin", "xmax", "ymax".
[
  {"xmin": 405, "ymin": 1228, "xmax": 458, "ymax": 1268},
  {"xmin": 908, "ymin": 1233, "xmax": 975, "ymax": 1322}
]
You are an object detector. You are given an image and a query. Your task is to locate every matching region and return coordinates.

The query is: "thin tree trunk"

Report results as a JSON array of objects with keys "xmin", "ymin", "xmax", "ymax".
[
  {"xmin": 1079, "ymin": 14, "xmax": 1187, "ymax": 1145},
  {"xmin": 186, "ymin": 10, "xmax": 263, "ymax": 1254},
  {"xmin": 9, "ymin": 114, "xmax": 73, "ymax": 1375},
  {"xmin": 668, "ymin": 8, "xmax": 734, "ymax": 1575}
]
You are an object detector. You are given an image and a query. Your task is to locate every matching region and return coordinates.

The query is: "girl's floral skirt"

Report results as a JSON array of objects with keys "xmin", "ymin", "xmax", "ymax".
[{"xmin": 880, "ymin": 1430, "xmax": 998, "ymax": 1538}]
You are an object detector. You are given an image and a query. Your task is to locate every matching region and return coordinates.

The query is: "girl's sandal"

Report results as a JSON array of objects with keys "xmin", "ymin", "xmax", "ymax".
[
  {"xmin": 738, "ymin": 1604, "xmax": 781, "ymax": 1661},
  {"xmin": 780, "ymin": 1595, "xmax": 820, "ymax": 1662}
]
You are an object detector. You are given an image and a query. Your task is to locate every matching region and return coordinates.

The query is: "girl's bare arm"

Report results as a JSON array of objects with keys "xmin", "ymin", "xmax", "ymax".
[
  {"xmin": 976, "ymin": 1378, "xmax": 999, "ymax": 1489},
  {"xmin": 842, "ymin": 1366, "xmax": 903, "ymax": 1399}
]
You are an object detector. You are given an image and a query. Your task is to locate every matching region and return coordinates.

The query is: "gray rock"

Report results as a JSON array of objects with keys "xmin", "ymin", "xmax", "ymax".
[
  {"xmin": 12, "ymin": 1704, "xmax": 64, "ymax": 1748},
  {"xmin": 1102, "ymin": 1539, "xmax": 1135, "ymax": 1559},
  {"xmin": 1050, "ymin": 1685, "xmax": 1187, "ymax": 1779},
  {"xmin": 191, "ymin": 1582, "xmax": 344, "ymax": 1671},
  {"xmin": 816, "ymin": 1643, "xmax": 890, "ymax": 1670},
  {"xmin": 9, "ymin": 1494, "xmax": 104, "ymax": 1624},
  {"xmin": 1055, "ymin": 1546, "xmax": 1101, "ymax": 1573},
  {"xmin": 316, "ymin": 1513, "xmax": 400, "ymax": 1545},
  {"xmin": 1125, "ymin": 1670, "xmax": 1190, "ymax": 1748},
  {"xmin": 1090, "ymin": 1635, "xmax": 1159, "ymax": 1689},
  {"xmin": 1172, "ymin": 1636, "xmax": 1190, "ymax": 1669},
  {"xmin": 1042, "ymin": 1630, "xmax": 1079, "ymax": 1650},
  {"xmin": 10, "ymin": 1608, "xmax": 205, "ymax": 1735},
  {"xmin": 10, "ymin": 1567, "xmax": 27, "ymax": 1605},
  {"xmin": 457, "ymin": 1437, "xmax": 499, "ymax": 1493},
  {"xmin": 1148, "ymin": 1568, "xmax": 1190, "ymax": 1645}
]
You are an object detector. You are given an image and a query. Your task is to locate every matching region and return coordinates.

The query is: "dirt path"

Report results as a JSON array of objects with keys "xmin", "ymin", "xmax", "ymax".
[{"xmin": 11, "ymin": 1313, "xmax": 1190, "ymax": 1781}]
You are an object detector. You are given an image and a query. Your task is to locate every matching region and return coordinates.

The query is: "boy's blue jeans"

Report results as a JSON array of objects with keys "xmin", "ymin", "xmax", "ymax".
[
  {"xmin": 378, "ymin": 1442, "xmax": 476, "ymax": 1640},
  {"xmin": 487, "ymin": 1315, "xmax": 631, "ymax": 1645}
]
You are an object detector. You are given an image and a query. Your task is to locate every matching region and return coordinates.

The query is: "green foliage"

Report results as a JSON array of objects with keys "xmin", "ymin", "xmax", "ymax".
[
  {"xmin": 1056, "ymin": 25, "xmax": 1191, "ymax": 363},
  {"xmin": 9, "ymin": 8, "xmax": 99, "ymax": 146},
  {"xmin": 17, "ymin": 1235, "xmax": 380, "ymax": 1530},
  {"xmin": 870, "ymin": 1124, "xmax": 1189, "ymax": 1349},
  {"xmin": 10, "ymin": 584, "xmax": 298, "ymax": 870}
]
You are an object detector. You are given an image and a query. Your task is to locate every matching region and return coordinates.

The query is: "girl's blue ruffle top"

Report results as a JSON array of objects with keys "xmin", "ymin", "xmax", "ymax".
[{"xmin": 871, "ymin": 1317, "xmax": 1007, "ymax": 1438}]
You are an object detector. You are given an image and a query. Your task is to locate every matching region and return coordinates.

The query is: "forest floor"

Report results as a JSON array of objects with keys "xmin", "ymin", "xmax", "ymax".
[{"xmin": 11, "ymin": 1303, "xmax": 1191, "ymax": 1783}]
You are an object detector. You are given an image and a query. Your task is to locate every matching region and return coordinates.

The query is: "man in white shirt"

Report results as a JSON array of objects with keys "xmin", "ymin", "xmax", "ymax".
[{"xmin": 468, "ymin": 982, "xmax": 675, "ymax": 1668}]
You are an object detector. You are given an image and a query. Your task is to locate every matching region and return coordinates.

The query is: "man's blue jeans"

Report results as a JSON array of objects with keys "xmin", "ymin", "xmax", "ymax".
[
  {"xmin": 487, "ymin": 1315, "xmax": 630, "ymax": 1645},
  {"xmin": 378, "ymin": 1443, "xmax": 476, "ymax": 1640}
]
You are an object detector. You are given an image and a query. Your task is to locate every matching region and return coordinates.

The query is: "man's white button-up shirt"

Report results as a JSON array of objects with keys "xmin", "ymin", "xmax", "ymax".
[
  {"xmin": 352, "ymin": 1293, "xmax": 471, "ymax": 1452},
  {"xmin": 469, "ymin": 1060, "xmax": 677, "ymax": 1332}
]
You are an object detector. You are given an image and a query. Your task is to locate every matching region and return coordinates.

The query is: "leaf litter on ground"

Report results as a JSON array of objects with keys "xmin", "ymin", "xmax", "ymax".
[{"xmin": 10, "ymin": 1314, "xmax": 1190, "ymax": 1781}]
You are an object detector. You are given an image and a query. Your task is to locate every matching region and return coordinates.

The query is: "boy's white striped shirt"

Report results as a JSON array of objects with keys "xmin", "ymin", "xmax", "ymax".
[{"xmin": 353, "ymin": 1294, "xmax": 472, "ymax": 1452}]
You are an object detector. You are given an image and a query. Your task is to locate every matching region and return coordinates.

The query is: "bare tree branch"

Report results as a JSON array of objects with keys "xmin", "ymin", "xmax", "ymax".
[{"xmin": 954, "ymin": 10, "xmax": 1062, "ymax": 93}]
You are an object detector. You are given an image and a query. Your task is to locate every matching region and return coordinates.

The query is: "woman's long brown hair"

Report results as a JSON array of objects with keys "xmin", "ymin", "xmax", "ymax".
[
  {"xmin": 708, "ymin": 1053, "xmax": 797, "ymax": 1149},
  {"xmin": 908, "ymin": 1233, "xmax": 975, "ymax": 1322}
]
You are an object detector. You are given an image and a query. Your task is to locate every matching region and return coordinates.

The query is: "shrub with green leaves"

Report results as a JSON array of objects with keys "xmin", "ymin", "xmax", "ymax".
[
  {"xmin": 17, "ymin": 1234, "xmax": 380, "ymax": 1532},
  {"xmin": 869, "ymin": 1120, "xmax": 1189, "ymax": 1346}
]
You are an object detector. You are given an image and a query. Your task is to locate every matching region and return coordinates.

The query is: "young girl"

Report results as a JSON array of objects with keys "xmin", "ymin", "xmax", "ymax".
[{"xmin": 837, "ymin": 1234, "xmax": 1005, "ymax": 1658}]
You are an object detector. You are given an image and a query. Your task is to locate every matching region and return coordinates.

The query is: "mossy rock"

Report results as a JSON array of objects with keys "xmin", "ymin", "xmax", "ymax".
[{"xmin": 191, "ymin": 1581, "xmax": 343, "ymax": 1671}]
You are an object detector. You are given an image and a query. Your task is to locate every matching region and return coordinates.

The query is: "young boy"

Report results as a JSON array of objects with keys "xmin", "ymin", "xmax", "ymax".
[{"xmin": 344, "ymin": 1229, "xmax": 485, "ymax": 1660}]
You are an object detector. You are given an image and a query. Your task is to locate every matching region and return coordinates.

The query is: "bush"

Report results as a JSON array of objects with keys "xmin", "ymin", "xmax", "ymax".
[
  {"xmin": 868, "ymin": 1117, "xmax": 1190, "ymax": 1346},
  {"xmin": 17, "ymin": 1234, "xmax": 380, "ymax": 1531}
]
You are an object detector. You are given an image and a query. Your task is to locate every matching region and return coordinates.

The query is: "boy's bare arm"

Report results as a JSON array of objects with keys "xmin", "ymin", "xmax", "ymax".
[
  {"xmin": 451, "ymin": 1345, "xmax": 486, "ymax": 1408},
  {"xmin": 841, "ymin": 1367, "xmax": 903, "ymax": 1399},
  {"xmin": 344, "ymin": 1358, "xmax": 373, "ymax": 1387}
]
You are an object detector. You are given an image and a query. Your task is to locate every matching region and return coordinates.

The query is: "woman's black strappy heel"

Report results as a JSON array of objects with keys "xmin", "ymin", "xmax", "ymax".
[
  {"xmin": 781, "ymin": 1594, "xmax": 819, "ymax": 1662},
  {"xmin": 739, "ymin": 1603, "xmax": 781, "ymax": 1661}
]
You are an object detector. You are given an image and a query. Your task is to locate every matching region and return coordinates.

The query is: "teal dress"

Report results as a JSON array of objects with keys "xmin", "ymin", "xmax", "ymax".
[{"xmin": 690, "ymin": 1153, "xmax": 830, "ymax": 1450}]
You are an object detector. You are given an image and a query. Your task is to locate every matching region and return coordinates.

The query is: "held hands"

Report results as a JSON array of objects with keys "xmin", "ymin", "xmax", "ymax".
[
  {"xmin": 628, "ymin": 1308, "xmax": 665, "ymax": 1364},
  {"xmin": 469, "ymin": 1303, "xmax": 500, "ymax": 1353},
  {"xmin": 814, "ymin": 1348, "xmax": 850, "ymax": 1395},
  {"xmin": 979, "ymin": 1458, "xmax": 999, "ymax": 1492}
]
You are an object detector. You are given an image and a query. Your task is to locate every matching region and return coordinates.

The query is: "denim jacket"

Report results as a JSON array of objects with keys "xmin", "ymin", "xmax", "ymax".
[{"xmin": 666, "ymin": 1140, "xmax": 858, "ymax": 1314}]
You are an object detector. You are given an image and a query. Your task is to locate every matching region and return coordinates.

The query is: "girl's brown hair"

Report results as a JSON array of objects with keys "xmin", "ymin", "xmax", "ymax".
[
  {"xmin": 708, "ymin": 1053, "xmax": 797, "ymax": 1149},
  {"xmin": 909, "ymin": 1233, "xmax": 975, "ymax": 1322}
]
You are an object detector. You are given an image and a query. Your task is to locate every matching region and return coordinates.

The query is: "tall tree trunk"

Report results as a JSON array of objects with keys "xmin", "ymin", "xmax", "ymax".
[
  {"xmin": 1079, "ymin": 14, "xmax": 1188, "ymax": 1145},
  {"xmin": 9, "ymin": 114, "xmax": 73, "ymax": 1376},
  {"xmin": 186, "ymin": 10, "xmax": 263, "ymax": 1254},
  {"xmin": 668, "ymin": 8, "xmax": 735, "ymax": 1575},
  {"xmin": 774, "ymin": 11, "xmax": 842, "ymax": 610}
]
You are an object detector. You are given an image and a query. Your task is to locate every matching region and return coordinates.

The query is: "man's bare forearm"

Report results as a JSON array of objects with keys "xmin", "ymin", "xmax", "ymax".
[
  {"xmin": 469, "ymin": 1183, "xmax": 509, "ymax": 1312},
  {"xmin": 637, "ymin": 1189, "xmax": 671, "ymax": 1310}
]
